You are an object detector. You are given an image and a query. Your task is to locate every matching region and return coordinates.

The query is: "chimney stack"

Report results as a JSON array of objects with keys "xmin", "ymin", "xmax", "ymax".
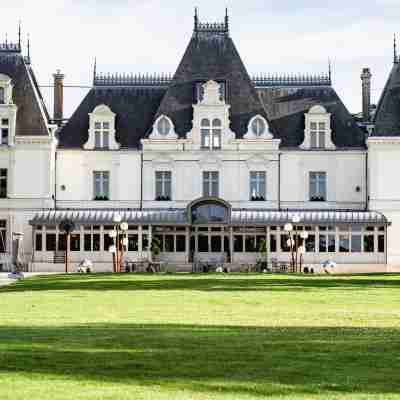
[
  {"xmin": 361, "ymin": 68, "xmax": 372, "ymax": 122},
  {"xmin": 53, "ymin": 69, "xmax": 65, "ymax": 125}
]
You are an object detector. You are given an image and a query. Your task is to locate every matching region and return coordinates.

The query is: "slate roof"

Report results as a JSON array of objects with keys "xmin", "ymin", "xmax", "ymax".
[
  {"xmin": 373, "ymin": 62, "xmax": 400, "ymax": 136},
  {"xmin": 58, "ymin": 86, "xmax": 166, "ymax": 148},
  {"xmin": 0, "ymin": 50, "xmax": 49, "ymax": 136},
  {"xmin": 258, "ymin": 86, "xmax": 366, "ymax": 148},
  {"xmin": 58, "ymin": 16, "xmax": 364, "ymax": 149}
]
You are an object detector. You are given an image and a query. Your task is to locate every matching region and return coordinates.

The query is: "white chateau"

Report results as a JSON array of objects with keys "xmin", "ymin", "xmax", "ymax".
[{"xmin": 0, "ymin": 13, "xmax": 399, "ymax": 273}]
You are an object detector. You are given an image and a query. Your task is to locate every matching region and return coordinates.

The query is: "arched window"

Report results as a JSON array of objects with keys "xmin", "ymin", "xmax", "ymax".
[
  {"xmin": 201, "ymin": 118, "xmax": 222, "ymax": 150},
  {"xmin": 251, "ymin": 117, "xmax": 266, "ymax": 136},
  {"xmin": 0, "ymin": 88, "xmax": 4, "ymax": 104},
  {"xmin": 190, "ymin": 200, "xmax": 230, "ymax": 224},
  {"xmin": 157, "ymin": 117, "xmax": 171, "ymax": 136}
]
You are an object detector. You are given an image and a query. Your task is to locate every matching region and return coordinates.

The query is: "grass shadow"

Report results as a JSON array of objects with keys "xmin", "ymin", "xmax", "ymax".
[{"xmin": 0, "ymin": 323, "xmax": 399, "ymax": 397}]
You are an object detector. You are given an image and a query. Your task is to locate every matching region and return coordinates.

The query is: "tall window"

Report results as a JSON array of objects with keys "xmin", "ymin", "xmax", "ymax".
[
  {"xmin": 155, "ymin": 171, "xmax": 172, "ymax": 201},
  {"xmin": 203, "ymin": 171, "xmax": 219, "ymax": 197},
  {"xmin": 0, "ymin": 169, "xmax": 7, "ymax": 198},
  {"xmin": 0, "ymin": 119, "xmax": 8, "ymax": 145},
  {"xmin": 93, "ymin": 171, "xmax": 109, "ymax": 200},
  {"xmin": 201, "ymin": 118, "xmax": 222, "ymax": 150},
  {"xmin": 250, "ymin": 171, "xmax": 266, "ymax": 201},
  {"xmin": 309, "ymin": 172, "xmax": 326, "ymax": 201},
  {"xmin": 0, "ymin": 87, "xmax": 4, "ymax": 104},
  {"xmin": 310, "ymin": 122, "xmax": 326, "ymax": 149},
  {"xmin": 94, "ymin": 122, "xmax": 110, "ymax": 149}
]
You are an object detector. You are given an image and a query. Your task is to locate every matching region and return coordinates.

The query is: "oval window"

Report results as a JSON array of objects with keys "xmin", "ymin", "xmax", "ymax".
[
  {"xmin": 251, "ymin": 117, "xmax": 266, "ymax": 136},
  {"xmin": 157, "ymin": 117, "xmax": 171, "ymax": 136}
]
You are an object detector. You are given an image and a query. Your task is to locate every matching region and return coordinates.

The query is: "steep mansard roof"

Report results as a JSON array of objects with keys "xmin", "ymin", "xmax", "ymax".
[
  {"xmin": 0, "ymin": 50, "xmax": 50, "ymax": 136},
  {"xmin": 259, "ymin": 86, "xmax": 365, "ymax": 148},
  {"xmin": 58, "ymin": 21, "xmax": 364, "ymax": 149},
  {"xmin": 373, "ymin": 62, "xmax": 400, "ymax": 136}
]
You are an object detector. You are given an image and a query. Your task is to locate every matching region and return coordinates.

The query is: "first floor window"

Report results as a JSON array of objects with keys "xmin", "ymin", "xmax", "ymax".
[
  {"xmin": 93, "ymin": 171, "xmax": 109, "ymax": 200},
  {"xmin": 250, "ymin": 171, "xmax": 266, "ymax": 201},
  {"xmin": 0, "ymin": 169, "xmax": 7, "ymax": 198},
  {"xmin": 309, "ymin": 172, "xmax": 326, "ymax": 201},
  {"xmin": 0, "ymin": 117, "xmax": 9, "ymax": 145},
  {"xmin": 155, "ymin": 171, "xmax": 172, "ymax": 201},
  {"xmin": 203, "ymin": 171, "xmax": 219, "ymax": 197}
]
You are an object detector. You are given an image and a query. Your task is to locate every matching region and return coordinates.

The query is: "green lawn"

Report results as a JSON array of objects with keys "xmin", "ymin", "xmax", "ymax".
[{"xmin": 1, "ymin": 273, "xmax": 400, "ymax": 400}]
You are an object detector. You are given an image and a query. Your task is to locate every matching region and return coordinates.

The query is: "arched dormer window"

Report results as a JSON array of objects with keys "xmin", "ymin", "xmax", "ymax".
[
  {"xmin": 244, "ymin": 115, "xmax": 273, "ymax": 139},
  {"xmin": 0, "ymin": 74, "xmax": 16, "ymax": 146},
  {"xmin": 149, "ymin": 115, "xmax": 177, "ymax": 139},
  {"xmin": 201, "ymin": 118, "xmax": 222, "ymax": 150},
  {"xmin": 300, "ymin": 105, "xmax": 335, "ymax": 150},
  {"xmin": 84, "ymin": 104, "xmax": 120, "ymax": 150}
]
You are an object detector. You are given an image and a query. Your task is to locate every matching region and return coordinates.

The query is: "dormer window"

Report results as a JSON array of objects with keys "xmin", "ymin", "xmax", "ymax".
[
  {"xmin": 94, "ymin": 121, "xmax": 110, "ymax": 149},
  {"xmin": 84, "ymin": 104, "xmax": 119, "ymax": 150},
  {"xmin": 244, "ymin": 115, "xmax": 272, "ymax": 139},
  {"xmin": 0, "ymin": 74, "xmax": 16, "ymax": 146},
  {"xmin": 0, "ymin": 88, "xmax": 4, "ymax": 104},
  {"xmin": 201, "ymin": 118, "xmax": 222, "ymax": 150},
  {"xmin": 251, "ymin": 117, "xmax": 266, "ymax": 136},
  {"xmin": 301, "ymin": 105, "xmax": 335, "ymax": 150},
  {"xmin": 157, "ymin": 117, "xmax": 171, "ymax": 136}
]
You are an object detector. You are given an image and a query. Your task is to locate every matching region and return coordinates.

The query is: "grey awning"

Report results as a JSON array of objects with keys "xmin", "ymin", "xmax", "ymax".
[
  {"xmin": 29, "ymin": 209, "xmax": 188, "ymax": 226},
  {"xmin": 29, "ymin": 209, "xmax": 389, "ymax": 227},
  {"xmin": 231, "ymin": 210, "xmax": 389, "ymax": 226}
]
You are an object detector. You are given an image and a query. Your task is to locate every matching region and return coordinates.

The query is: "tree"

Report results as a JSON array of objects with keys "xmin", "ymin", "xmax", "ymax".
[{"xmin": 59, "ymin": 218, "xmax": 76, "ymax": 274}]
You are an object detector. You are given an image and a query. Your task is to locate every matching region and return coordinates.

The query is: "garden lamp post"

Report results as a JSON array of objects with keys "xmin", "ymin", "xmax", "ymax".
[
  {"xmin": 299, "ymin": 231, "xmax": 309, "ymax": 273},
  {"xmin": 284, "ymin": 223, "xmax": 295, "ymax": 272},
  {"xmin": 109, "ymin": 214, "xmax": 128, "ymax": 273},
  {"xmin": 108, "ymin": 230, "xmax": 117, "ymax": 272},
  {"xmin": 108, "ymin": 243, "xmax": 116, "ymax": 272},
  {"xmin": 292, "ymin": 214, "xmax": 301, "ymax": 272},
  {"xmin": 59, "ymin": 218, "xmax": 76, "ymax": 274},
  {"xmin": 298, "ymin": 245, "xmax": 305, "ymax": 272}
]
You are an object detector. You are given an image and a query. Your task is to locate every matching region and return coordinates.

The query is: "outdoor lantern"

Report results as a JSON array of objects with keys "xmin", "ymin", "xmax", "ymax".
[
  {"xmin": 109, "ymin": 230, "xmax": 117, "ymax": 239},
  {"xmin": 120, "ymin": 222, "xmax": 128, "ymax": 231},
  {"xmin": 286, "ymin": 238, "xmax": 294, "ymax": 247},
  {"xmin": 109, "ymin": 245, "xmax": 116, "ymax": 253},
  {"xmin": 113, "ymin": 213, "xmax": 122, "ymax": 223},
  {"xmin": 284, "ymin": 223, "xmax": 293, "ymax": 232},
  {"xmin": 122, "ymin": 237, "xmax": 129, "ymax": 246},
  {"xmin": 292, "ymin": 214, "xmax": 301, "ymax": 224},
  {"xmin": 300, "ymin": 231, "xmax": 309, "ymax": 240}
]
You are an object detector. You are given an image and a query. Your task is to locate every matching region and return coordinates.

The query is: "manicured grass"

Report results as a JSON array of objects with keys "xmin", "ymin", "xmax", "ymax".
[{"xmin": 1, "ymin": 273, "xmax": 400, "ymax": 399}]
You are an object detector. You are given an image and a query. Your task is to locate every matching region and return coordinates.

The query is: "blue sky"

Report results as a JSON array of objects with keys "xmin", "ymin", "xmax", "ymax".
[{"xmin": 2, "ymin": 0, "xmax": 398, "ymax": 117}]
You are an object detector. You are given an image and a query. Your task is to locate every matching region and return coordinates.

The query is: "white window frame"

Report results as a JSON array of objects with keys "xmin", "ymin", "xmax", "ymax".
[
  {"xmin": 309, "ymin": 171, "xmax": 327, "ymax": 201},
  {"xmin": 201, "ymin": 118, "xmax": 222, "ymax": 150},
  {"xmin": 84, "ymin": 104, "xmax": 119, "ymax": 150},
  {"xmin": 155, "ymin": 171, "xmax": 172, "ymax": 201},
  {"xmin": 250, "ymin": 171, "xmax": 266, "ymax": 200},
  {"xmin": 300, "ymin": 105, "xmax": 335, "ymax": 150},
  {"xmin": 93, "ymin": 171, "xmax": 110, "ymax": 200},
  {"xmin": 203, "ymin": 171, "xmax": 219, "ymax": 197}
]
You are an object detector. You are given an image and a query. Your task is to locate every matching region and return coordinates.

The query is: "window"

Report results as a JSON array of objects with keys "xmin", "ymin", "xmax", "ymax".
[
  {"xmin": 363, "ymin": 234, "xmax": 374, "ymax": 253},
  {"xmin": 250, "ymin": 172, "xmax": 266, "ymax": 201},
  {"xmin": 94, "ymin": 121, "xmax": 110, "ymax": 149},
  {"xmin": 157, "ymin": 117, "xmax": 171, "ymax": 136},
  {"xmin": 155, "ymin": 171, "xmax": 172, "ymax": 201},
  {"xmin": 0, "ymin": 87, "xmax": 4, "ymax": 104},
  {"xmin": 319, "ymin": 234, "xmax": 335, "ymax": 252},
  {"xmin": 93, "ymin": 171, "xmax": 110, "ymax": 200},
  {"xmin": 201, "ymin": 119, "xmax": 222, "ymax": 150},
  {"xmin": 309, "ymin": 172, "xmax": 326, "ymax": 201},
  {"xmin": 0, "ymin": 169, "xmax": 7, "ymax": 198},
  {"xmin": 310, "ymin": 122, "xmax": 326, "ymax": 148},
  {"xmin": 203, "ymin": 171, "xmax": 219, "ymax": 197},
  {"xmin": 46, "ymin": 233, "xmax": 56, "ymax": 251},
  {"xmin": 251, "ymin": 117, "xmax": 266, "ymax": 136},
  {"xmin": 351, "ymin": 235, "xmax": 362, "ymax": 252},
  {"xmin": 0, "ymin": 118, "xmax": 8, "ymax": 145}
]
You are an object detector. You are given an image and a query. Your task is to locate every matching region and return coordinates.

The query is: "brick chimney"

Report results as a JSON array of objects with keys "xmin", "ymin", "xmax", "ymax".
[
  {"xmin": 53, "ymin": 69, "xmax": 65, "ymax": 125},
  {"xmin": 361, "ymin": 68, "xmax": 372, "ymax": 121}
]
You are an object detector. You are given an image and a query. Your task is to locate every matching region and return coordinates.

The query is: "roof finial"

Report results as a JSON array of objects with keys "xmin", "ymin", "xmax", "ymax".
[
  {"xmin": 394, "ymin": 33, "xmax": 398, "ymax": 63},
  {"xmin": 5, "ymin": 33, "xmax": 8, "ymax": 45},
  {"xmin": 194, "ymin": 7, "xmax": 199, "ymax": 32},
  {"xmin": 18, "ymin": 20, "xmax": 21, "ymax": 49},
  {"xmin": 93, "ymin": 57, "xmax": 97, "ymax": 85},
  {"xmin": 328, "ymin": 58, "xmax": 332, "ymax": 82},
  {"xmin": 225, "ymin": 7, "xmax": 229, "ymax": 33},
  {"xmin": 27, "ymin": 33, "xmax": 30, "ymax": 63}
]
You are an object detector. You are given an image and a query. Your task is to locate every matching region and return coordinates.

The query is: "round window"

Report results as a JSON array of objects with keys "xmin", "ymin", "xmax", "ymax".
[
  {"xmin": 157, "ymin": 117, "xmax": 171, "ymax": 136},
  {"xmin": 251, "ymin": 117, "xmax": 266, "ymax": 136}
]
